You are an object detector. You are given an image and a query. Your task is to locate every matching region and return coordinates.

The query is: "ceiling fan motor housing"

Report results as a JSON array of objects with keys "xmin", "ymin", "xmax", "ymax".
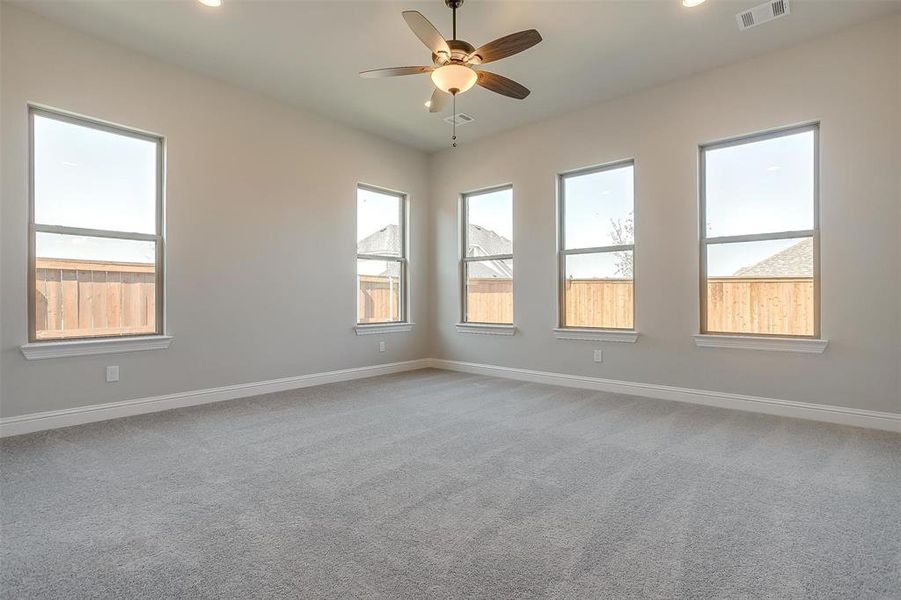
[{"xmin": 432, "ymin": 39, "xmax": 476, "ymax": 65}]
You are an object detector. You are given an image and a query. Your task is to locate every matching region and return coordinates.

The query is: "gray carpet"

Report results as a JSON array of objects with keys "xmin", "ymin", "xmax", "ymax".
[{"xmin": 1, "ymin": 369, "xmax": 899, "ymax": 599}]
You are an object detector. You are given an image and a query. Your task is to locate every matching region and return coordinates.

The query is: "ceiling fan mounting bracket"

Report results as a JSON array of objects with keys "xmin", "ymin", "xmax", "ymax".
[{"xmin": 444, "ymin": 0, "xmax": 464, "ymax": 9}]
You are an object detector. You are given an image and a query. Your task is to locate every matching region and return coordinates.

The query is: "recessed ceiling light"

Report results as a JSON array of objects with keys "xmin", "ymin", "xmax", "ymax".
[
  {"xmin": 682, "ymin": 0, "xmax": 706, "ymax": 6},
  {"xmin": 198, "ymin": 0, "xmax": 222, "ymax": 7}
]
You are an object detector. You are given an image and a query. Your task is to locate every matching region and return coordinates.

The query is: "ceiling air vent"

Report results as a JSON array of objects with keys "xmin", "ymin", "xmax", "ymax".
[
  {"xmin": 444, "ymin": 113, "xmax": 475, "ymax": 126},
  {"xmin": 736, "ymin": 0, "xmax": 790, "ymax": 31}
]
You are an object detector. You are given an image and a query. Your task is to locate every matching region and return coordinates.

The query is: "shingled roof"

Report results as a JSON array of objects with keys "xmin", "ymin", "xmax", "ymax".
[
  {"xmin": 358, "ymin": 224, "xmax": 513, "ymax": 278},
  {"xmin": 357, "ymin": 224, "xmax": 401, "ymax": 256},
  {"xmin": 733, "ymin": 238, "xmax": 813, "ymax": 277},
  {"xmin": 466, "ymin": 224, "xmax": 513, "ymax": 278}
]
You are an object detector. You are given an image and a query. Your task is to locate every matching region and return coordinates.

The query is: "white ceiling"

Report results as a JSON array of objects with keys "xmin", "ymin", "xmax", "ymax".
[{"xmin": 15, "ymin": 0, "xmax": 901, "ymax": 152}]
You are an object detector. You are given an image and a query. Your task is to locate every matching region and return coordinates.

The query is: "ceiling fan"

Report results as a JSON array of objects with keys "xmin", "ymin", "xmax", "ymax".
[{"xmin": 359, "ymin": 0, "xmax": 542, "ymax": 115}]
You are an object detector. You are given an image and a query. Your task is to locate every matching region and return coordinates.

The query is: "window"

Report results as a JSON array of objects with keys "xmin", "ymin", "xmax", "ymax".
[
  {"xmin": 700, "ymin": 124, "xmax": 818, "ymax": 337},
  {"xmin": 461, "ymin": 186, "xmax": 513, "ymax": 324},
  {"xmin": 356, "ymin": 185, "xmax": 407, "ymax": 324},
  {"xmin": 558, "ymin": 161, "xmax": 635, "ymax": 330},
  {"xmin": 29, "ymin": 108, "xmax": 164, "ymax": 342}
]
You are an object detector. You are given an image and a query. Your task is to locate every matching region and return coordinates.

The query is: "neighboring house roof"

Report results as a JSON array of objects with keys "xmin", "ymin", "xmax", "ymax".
[
  {"xmin": 733, "ymin": 238, "xmax": 813, "ymax": 277},
  {"xmin": 466, "ymin": 224, "xmax": 513, "ymax": 278},
  {"xmin": 467, "ymin": 225, "xmax": 512, "ymax": 258},
  {"xmin": 358, "ymin": 224, "xmax": 513, "ymax": 279},
  {"xmin": 357, "ymin": 224, "xmax": 401, "ymax": 256}
]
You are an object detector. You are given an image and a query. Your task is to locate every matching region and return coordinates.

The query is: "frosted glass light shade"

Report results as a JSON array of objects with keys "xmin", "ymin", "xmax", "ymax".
[{"xmin": 431, "ymin": 64, "xmax": 477, "ymax": 94}]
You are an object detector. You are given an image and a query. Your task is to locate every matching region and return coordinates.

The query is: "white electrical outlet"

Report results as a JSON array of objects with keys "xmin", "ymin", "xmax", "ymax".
[
  {"xmin": 106, "ymin": 365, "xmax": 120, "ymax": 382},
  {"xmin": 379, "ymin": 341, "xmax": 386, "ymax": 352},
  {"xmin": 593, "ymin": 350, "xmax": 603, "ymax": 363}
]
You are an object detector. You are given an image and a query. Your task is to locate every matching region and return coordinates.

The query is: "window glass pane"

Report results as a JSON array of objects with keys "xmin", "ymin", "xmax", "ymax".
[
  {"xmin": 33, "ymin": 114, "xmax": 158, "ymax": 234},
  {"xmin": 563, "ymin": 164, "xmax": 633, "ymax": 250},
  {"xmin": 357, "ymin": 187, "xmax": 401, "ymax": 256},
  {"xmin": 357, "ymin": 259, "xmax": 402, "ymax": 323},
  {"xmin": 466, "ymin": 188, "xmax": 512, "ymax": 257},
  {"xmin": 465, "ymin": 259, "xmax": 513, "ymax": 324},
  {"xmin": 564, "ymin": 252, "xmax": 633, "ymax": 329},
  {"xmin": 704, "ymin": 130, "xmax": 814, "ymax": 238},
  {"xmin": 35, "ymin": 232, "xmax": 157, "ymax": 340},
  {"xmin": 706, "ymin": 237, "xmax": 814, "ymax": 336}
]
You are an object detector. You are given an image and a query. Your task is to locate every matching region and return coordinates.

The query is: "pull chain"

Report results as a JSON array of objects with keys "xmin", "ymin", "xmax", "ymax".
[
  {"xmin": 452, "ymin": 93, "xmax": 457, "ymax": 148},
  {"xmin": 451, "ymin": 1, "xmax": 459, "ymax": 148}
]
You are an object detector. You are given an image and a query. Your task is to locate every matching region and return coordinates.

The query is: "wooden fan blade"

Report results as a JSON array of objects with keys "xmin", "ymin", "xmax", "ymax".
[
  {"xmin": 359, "ymin": 66, "xmax": 434, "ymax": 78},
  {"xmin": 466, "ymin": 30, "xmax": 542, "ymax": 65},
  {"xmin": 428, "ymin": 88, "xmax": 450, "ymax": 113},
  {"xmin": 402, "ymin": 11, "xmax": 451, "ymax": 56},
  {"xmin": 476, "ymin": 70, "xmax": 530, "ymax": 99}
]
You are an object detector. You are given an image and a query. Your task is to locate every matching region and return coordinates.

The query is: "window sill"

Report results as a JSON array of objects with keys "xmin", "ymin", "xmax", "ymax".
[
  {"xmin": 354, "ymin": 323, "xmax": 414, "ymax": 335},
  {"xmin": 693, "ymin": 334, "xmax": 828, "ymax": 354},
  {"xmin": 20, "ymin": 335, "xmax": 173, "ymax": 360},
  {"xmin": 456, "ymin": 323, "xmax": 517, "ymax": 336},
  {"xmin": 553, "ymin": 328, "xmax": 638, "ymax": 343}
]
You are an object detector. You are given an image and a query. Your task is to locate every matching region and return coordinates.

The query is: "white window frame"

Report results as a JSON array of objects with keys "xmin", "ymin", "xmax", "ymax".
[
  {"xmin": 459, "ymin": 184, "xmax": 514, "ymax": 327},
  {"xmin": 698, "ymin": 122, "xmax": 821, "ymax": 339},
  {"xmin": 556, "ymin": 159, "xmax": 637, "ymax": 337},
  {"xmin": 355, "ymin": 183, "xmax": 409, "ymax": 327},
  {"xmin": 26, "ymin": 106, "xmax": 166, "ymax": 345}
]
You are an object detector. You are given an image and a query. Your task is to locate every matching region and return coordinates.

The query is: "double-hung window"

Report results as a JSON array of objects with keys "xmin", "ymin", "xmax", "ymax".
[
  {"xmin": 356, "ymin": 185, "xmax": 407, "ymax": 324},
  {"xmin": 29, "ymin": 107, "xmax": 164, "ymax": 342},
  {"xmin": 558, "ymin": 161, "xmax": 635, "ymax": 330},
  {"xmin": 461, "ymin": 186, "xmax": 513, "ymax": 325},
  {"xmin": 700, "ymin": 124, "xmax": 819, "ymax": 337}
]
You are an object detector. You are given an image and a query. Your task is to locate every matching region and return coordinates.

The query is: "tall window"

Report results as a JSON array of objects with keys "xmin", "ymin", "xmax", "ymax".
[
  {"xmin": 461, "ymin": 186, "xmax": 513, "ymax": 324},
  {"xmin": 29, "ymin": 108, "xmax": 164, "ymax": 342},
  {"xmin": 356, "ymin": 185, "xmax": 407, "ymax": 324},
  {"xmin": 700, "ymin": 124, "xmax": 818, "ymax": 337},
  {"xmin": 558, "ymin": 161, "xmax": 635, "ymax": 330}
]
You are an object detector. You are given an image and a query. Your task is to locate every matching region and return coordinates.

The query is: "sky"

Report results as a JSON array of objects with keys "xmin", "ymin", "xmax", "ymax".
[
  {"xmin": 564, "ymin": 165, "xmax": 633, "ymax": 251},
  {"xmin": 35, "ymin": 113, "xmax": 812, "ymax": 279},
  {"xmin": 466, "ymin": 187, "xmax": 513, "ymax": 244},
  {"xmin": 705, "ymin": 131, "xmax": 814, "ymax": 238},
  {"xmin": 34, "ymin": 114, "xmax": 158, "ymax": 264},
  {"xmin": 357, "ymin": 186, "xmax": 403, "ymax": 276},
  {"xmin": 704, "ymin": 130, "xmax": 814, "ymax": 275},
  {"xmin": 357, "ymin": 187, "xmax": 400, "ymax": 246},
  {"xmin": 563, "ymin": 165, "xmax": 634, "ymax": 278}
]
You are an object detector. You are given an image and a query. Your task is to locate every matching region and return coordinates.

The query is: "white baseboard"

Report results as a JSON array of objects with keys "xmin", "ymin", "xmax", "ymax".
[
  {"xmin": 426, "ymin": 358, "xmax": 901, "ymax": 433},
  {"xmin": 0, "ymin": 359, "xmax": 430, "ymax": 438},
  {"xmin": 4, "ymin": 357, "xmax": 898, "ymax": 437}
]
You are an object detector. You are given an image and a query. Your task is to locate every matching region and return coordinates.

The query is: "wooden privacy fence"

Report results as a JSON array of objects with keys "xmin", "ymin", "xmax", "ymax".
[
  {"xmin": 358, "ymin": 275, "xmax": 401, "ymax": 323},
  {"xmin": 564, "ymin": 279, "xmax": 633, "ymax": 329},
  {"xmin": 460, "ymin": 277, "xmax": 813, "ymax": 334},
  {"xmin": 35, "ymin": 258, "xmax": 157, "ymax": 339},
  {"xmin": 466, "ymin": 278, "xmax": 514, "ymax": 324},
  {"xmin": 465, "ymin": 278, "xmax": 634, "ymax": 327},
  {"xmin": 35, "ymin": 265, "xmax": 814, "ymax": 337},
  {"xmin": 707, "ymin": 277, "xmax": 814, "ymax": 336}
]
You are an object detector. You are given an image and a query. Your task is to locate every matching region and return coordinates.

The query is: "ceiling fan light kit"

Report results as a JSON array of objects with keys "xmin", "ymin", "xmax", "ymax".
[
  {"xmin": 431, "ymin": 64, "xmax": 477, "ymax": 95},
  {"xmin": 360, "ymin": 0, "xmax": 542, "ymax": 147}
]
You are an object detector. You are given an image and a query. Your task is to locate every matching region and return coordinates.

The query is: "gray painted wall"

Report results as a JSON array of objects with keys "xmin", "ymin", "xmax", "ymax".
[
  {"xmin": 2, "ymin": 7, "xmax": 899, "ymax": 421},
  {"xmin": 429, "ymin": 16, "xmax": 901, "ymax": 414},
  {"xmin": 0, "ymin": 6, "xmax": 430, "ymax": 418}
]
